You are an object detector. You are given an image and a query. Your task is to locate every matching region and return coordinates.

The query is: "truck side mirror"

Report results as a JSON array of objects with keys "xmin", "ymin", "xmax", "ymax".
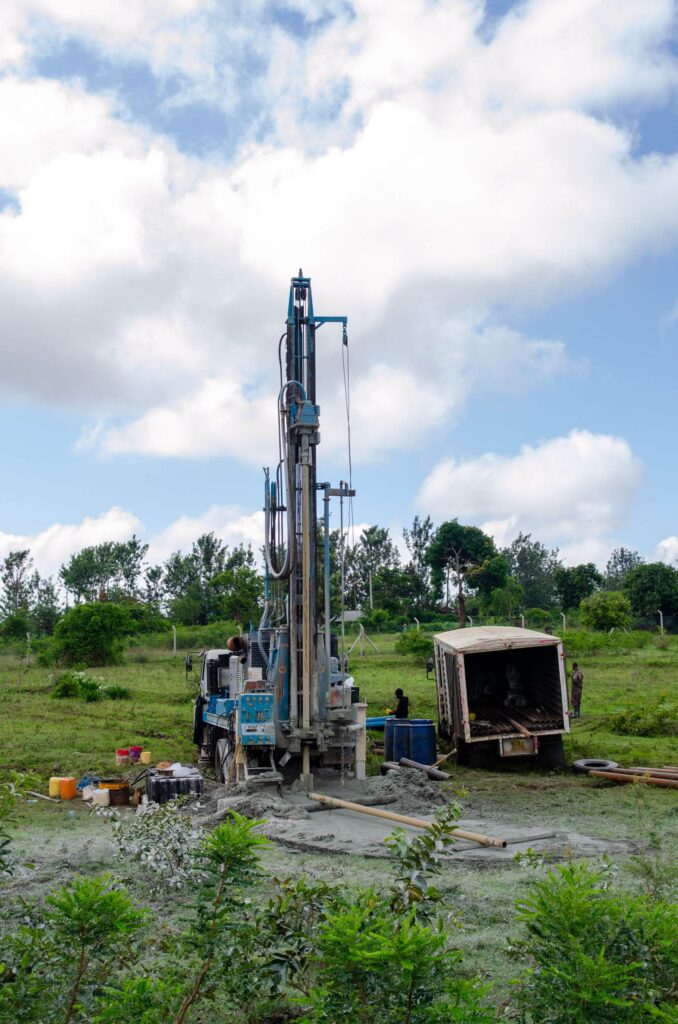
[{"xmin": 185, "ymin": 655, "xmax": 193, "ymax": 672}]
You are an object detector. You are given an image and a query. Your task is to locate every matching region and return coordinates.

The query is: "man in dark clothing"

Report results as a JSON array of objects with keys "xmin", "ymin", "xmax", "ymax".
[
  {"xmin": 393, "ymin": 688, "xmax": 409, "ymax": 719},
  {"xmin": 571, "ymin": 663, "xmax": 583, "ymax": 718}
]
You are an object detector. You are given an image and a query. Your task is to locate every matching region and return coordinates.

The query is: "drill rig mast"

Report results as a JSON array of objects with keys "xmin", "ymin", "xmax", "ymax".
[{"xmin": 195, "ymin": 272, "xmax": 366, "ymax": 785}]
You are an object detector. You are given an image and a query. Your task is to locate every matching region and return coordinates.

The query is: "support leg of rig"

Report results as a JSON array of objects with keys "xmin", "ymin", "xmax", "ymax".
[{"xmin": 301, "ymin": 743, "xmax": 313, "ymax": 790}]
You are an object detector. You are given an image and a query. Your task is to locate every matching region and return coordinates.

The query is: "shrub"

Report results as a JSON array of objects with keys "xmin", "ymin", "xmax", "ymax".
[
  {"xmin": 51, "ymin": 671, "xmax": 104, "ymax": 701},
  {"xmin": 581, "ymin": 590, "xmax": 632, "ymax": 631},
  {"xmin": 514, "ymin": 862, "xmax": 678, "ymax": 1023},
  {"xmin": 395, "ymin": 628, "xmax": 434, "ymax": 659},
  {"xmin": 102, "ymin": 685, "xmax": 132, "ymax": 701},
  {"xmin": 51, "ymin": 603, "xmax": 130, "ymax": 666},
  {"xmin": 606, "ymin": 693, "xmax": 678, "ymax": 737},
  {"xmin": 51, "ymin": 672, "xmax": 82, "ymax": 699}
]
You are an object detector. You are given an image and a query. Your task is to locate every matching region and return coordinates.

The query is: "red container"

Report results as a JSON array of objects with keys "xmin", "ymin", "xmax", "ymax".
[
  {"xmin": 129, "ymin": 746, "xmax": 143, "ymax": 762},
  {"xmin": 115, "ymin": 748, "xmax": 130, "ymax": 767}
]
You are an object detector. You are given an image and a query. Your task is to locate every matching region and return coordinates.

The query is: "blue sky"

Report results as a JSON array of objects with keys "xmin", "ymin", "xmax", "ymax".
[{"xmin": 0, "ymin": 0, "xmax": 677, "ymax": 576}]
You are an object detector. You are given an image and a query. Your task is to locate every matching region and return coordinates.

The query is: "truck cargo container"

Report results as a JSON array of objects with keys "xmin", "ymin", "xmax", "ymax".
[{"xmin": 434, "ymin": 626, "xmax": 569, "ymax": 768}]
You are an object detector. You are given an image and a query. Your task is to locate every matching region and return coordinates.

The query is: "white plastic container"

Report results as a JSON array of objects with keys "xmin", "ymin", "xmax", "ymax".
[{"xmin": 92, "ymin": 788, "xmax": 110, "ymax": 807}]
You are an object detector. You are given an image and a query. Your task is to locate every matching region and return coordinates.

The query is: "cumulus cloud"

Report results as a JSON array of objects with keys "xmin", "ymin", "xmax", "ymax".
[
  {"xmin": 416, "ymin": 429, "xmax": 643, "ymax": 564},
  {"xmin": 0, "ymin": 507, "xmax": 142, "ymax": 578},
  {"xmin": 0, "ymin": 504, "xmax": 265, "ymax": 579},
  {"xmin": 0, "ymin": 1, "xmax": 677, "ymax": 464},
  {"xmin": 654, "ymin": 536, "xmax": 678, "ymax": 565},
  {"xmin": 148, "ymin": 505, "xmax": 264, "ymax": 564}
]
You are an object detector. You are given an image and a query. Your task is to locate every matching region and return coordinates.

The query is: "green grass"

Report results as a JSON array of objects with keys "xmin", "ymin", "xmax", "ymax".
[
  {"xmin": 0, "ymin": 632, "xmax": 676, "ymax": 783},
  {"xmin": 0, "ymin": 651, "xmax": 196, "ymax": 781}
]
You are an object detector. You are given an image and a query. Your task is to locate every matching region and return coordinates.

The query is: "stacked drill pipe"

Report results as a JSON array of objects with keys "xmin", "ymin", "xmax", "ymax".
[{"xmin": 589, "ymin": 765, "xmax": 678, "ymax": 789}]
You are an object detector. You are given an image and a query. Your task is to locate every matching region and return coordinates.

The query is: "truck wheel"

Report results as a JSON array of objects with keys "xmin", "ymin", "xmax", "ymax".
[
  {"xmin": 455, "ymin": 739, "xmax": 470, "ymax": 766},
  {"xmin": 538, "ymin": 736, "xmax": 566, "ymax": 770},
  {"xmin": 573, "ymin": 758, "xmax": 618, "ymax": 774}
]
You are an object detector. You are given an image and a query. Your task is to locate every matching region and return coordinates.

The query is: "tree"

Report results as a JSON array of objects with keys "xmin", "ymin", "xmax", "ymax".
[
  {"xmin": 0, "ymin": 550, "xmax": 35, "ymax": 618},
  {"xmin": 51, "ymin": 603, "xmax": 131, "ymax": 666},
  {"xmin": 503, "ymin": 533, "xmax": 561, "ymax": 608},
  {"xmin": 402, "ymin": 515, "xmax": 434, "ymax": 609},
  {"xmin": 604, "ymin": 547, "xmax": 644, "ymax": 590},
  {"xmin": 474, "ymin": 555, "xmax": 509, "ymax": 603},
  {"xmin": 345, "ymin": 526, "xmax": 400, "ymax": 610},
  {"xmin": 426, "ymin": 521, "xmax": 496, "ymax": 625},
  {"xmin": 488, "ymin": 577, "xmax": 523, "ymax": 621},
  {"xmin": 624, "ymin": 563, "xmax": 678, "ymax": 620},
  {"xmin": 30, "ymin": 576, "xmax": 61, "ymax": 635},
  {"xmin": 580, "ymin": 591, "xmax": 632, "ymax": 631},
  {"xmin": 554, "ymin": 563, "xmax": 603, "ymax": 610},
  {"xmin": 210, "ymin": 565, "xmax": 263, "ymax": 626},
  {"xmin": 113, "ymin": 535, "xmax": 149, "ymax": 599}
]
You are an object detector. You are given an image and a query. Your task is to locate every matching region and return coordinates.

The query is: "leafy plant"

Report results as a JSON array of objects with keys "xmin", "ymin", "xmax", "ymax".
[
  {"xmin": 513, "ymin": 862, "xmax": 678, "ymax": 1023},
  {"xmin": 606, "ymin": 693, "xmax": 678, "ymax": 737},
  {"xmin": 170, "ymin": 813, "xmax": 269, "ymax": 1024},
  {"xmin": 0, "ymin": 772, "xmax": 28, "ymax": 875},
  {"xmin": 102, "ymin": 684, "xmax": 132, "ymax": 700},
  {"xmin": 0, "ymin": 874, "xmax": 146, "ymax": 1024},
  {"xmin": 111, "ymin": 801, "xmax": 206, "ymax": 892},
  {"xmin": 395, "ymin": 628, "xmax": 433, "ymax": 659},
  {"xmin": 385, "ymin": 803, "xmax": 461, "ymax": 916}
]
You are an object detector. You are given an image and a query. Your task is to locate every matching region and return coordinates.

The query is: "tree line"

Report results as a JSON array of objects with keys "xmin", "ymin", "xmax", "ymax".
[{"xmin": 1, "ymin": 517, "xmax": 678, "ymax": 643}]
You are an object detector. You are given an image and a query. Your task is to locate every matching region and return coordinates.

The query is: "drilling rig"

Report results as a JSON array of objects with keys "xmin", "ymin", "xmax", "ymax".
[{"xmin": 194, "ymin": 272, "xmax": 366, "ymax": 786}]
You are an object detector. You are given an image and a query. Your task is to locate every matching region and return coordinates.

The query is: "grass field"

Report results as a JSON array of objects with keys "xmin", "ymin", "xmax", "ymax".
[{"xmin": 0, "ymin": 630, "xmax": 676, "ymax": 781}]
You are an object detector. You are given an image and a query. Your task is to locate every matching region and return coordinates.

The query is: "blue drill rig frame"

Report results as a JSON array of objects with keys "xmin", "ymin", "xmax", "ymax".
[{"xmin": 195, "ymin": 271, "xmax": 366, "ymax": 786}]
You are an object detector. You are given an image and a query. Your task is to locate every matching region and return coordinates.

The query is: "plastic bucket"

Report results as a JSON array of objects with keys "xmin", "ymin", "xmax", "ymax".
[
  {"xmin": 409, "ymin": 720, "xmax": 436, "ymax": 766},
  {"xmin": 115, "ymin": 748, "xmax": 129, "ymax": 767},
  {"xmin": 140, "ymin": 751, "xmax": 152, "ymax": 765},
  {"xmin": 129, "ymin": 746, "xmax": 143, "ymax": 762},
  {"xmin": 49, "ymin": 776, "xmax": 63, "ymax": 798},
  {"xmin": 392, "ymin": 720, "xmax": 411, "ymax": 762},
  {"xmin": 59, "ymin": 777, "xmax": 77, "ymax": 800}
]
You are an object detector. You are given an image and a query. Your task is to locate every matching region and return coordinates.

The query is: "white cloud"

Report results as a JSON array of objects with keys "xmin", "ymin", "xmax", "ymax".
[
  {"xmin": 0, "ymin": 507, "xmax": 142, "ymax": 578},
  {"xmin": 416, "ymin": 429, "xmax": 643, "ymax": 564},
  {"xmin": 0, "ymin": 504, "xmax": 265, "ymax": 579},
  {"xmin": 0, "ymin": 1, "xmax": 677, "ymax": 464},
  {"xmin": 653, "ymin": 536, "xmax": 678, "ymax": 565},
  {"xmin": 148, "ymin": 506, "xmax": 264, "ymax": 563}
]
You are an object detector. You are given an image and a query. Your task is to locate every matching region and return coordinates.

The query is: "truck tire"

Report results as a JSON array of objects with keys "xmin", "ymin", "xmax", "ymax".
[
  {"xmin": 573, "ymin": 758, "xmax": 618, "ymax": 774},
  {"xmin": 455, "ymin": 738, "xmax": 469, "ymax": 766},
  {"xmin": 538, "ymin": 736, "xmax": 566, "ymax": 770}
]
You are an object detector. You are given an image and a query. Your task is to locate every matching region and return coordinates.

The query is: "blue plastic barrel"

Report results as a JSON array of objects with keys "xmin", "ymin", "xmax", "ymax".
[
  {"xmin": 392, "ymin": 719, "xmax": 411, "ymax": 762},
  {"xmin": 384, "ymin": 717, "xmax": 396, "ymax": 761},
  {"xmin": 409, "ymin": 719, "xmax": 436, "ymax": 766}
]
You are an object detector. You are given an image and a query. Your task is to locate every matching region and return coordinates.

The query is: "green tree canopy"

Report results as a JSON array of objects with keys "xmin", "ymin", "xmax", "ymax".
[
  {"xmin": 604, "ymin": 547, "xmax": 644, "ymax": 590},
  {"xmin": 503, "ymin": 532, "xmax": 561, "ymax": 608},
  {"xmin": 623, "ymin": 562, "xmax": 678, "ymax": 620},
  {"xmin": 51, "ymin": 603, "xmax": 131, "ymax": 666},
  {"xmin": 580, "ymin": 590, "xmax": 632, "ymax": 631},
  {"xmin": 554, "ymin": 563, "xmax": 603, "ymax": 610},
  {"xmin": 426, "ymin": 520, "xmax": 496, "ymax": 625}
]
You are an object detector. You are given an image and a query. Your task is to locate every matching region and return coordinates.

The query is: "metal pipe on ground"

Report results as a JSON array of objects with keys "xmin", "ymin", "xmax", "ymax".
[
  {"xmin": 308, "ymin": 792, "xmax": 508, "ymax": 848},
  {"xmin": 589, "ymin": 770, "xmax": 678, "ymax": 789},
  {"xmin": 398, "ymin": 757, "xmax": 450, "ymax": 780},
  {"xmin": 610, "ymin": 767, "xmax": 678, "ymax": 781}
]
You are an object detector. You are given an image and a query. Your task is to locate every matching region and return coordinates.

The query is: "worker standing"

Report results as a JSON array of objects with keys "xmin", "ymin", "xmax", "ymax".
[{"xmin": 571, "ymin": 662, "xmax": 583, "ymax": 719}]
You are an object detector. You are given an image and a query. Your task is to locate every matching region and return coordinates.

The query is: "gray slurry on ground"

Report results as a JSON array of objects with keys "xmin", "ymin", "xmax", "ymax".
[{"xmin": 212, "ymin": 768, "xmax": 635, "ymax": 864}]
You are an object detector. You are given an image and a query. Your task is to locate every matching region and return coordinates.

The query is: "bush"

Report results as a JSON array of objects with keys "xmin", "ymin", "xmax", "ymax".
[
  {"xmin": 514, "ymin": 862, "xmax": 678, "ymax": 1023},
  {"xmin": 563, "ymin": 629, "xmax": 651, "ymax": 658},
  {"xmin": 51, "ymin": 603, "xmax": 130, "ymax": 666},
  {"xmin": 395, "ymin": 628, "xmax": 434, "ymax": 659},
  {"xmin": 580, "ymin": 590, "xmax": 632, "ymax": 631},
  {"xmin": 51, "ymin": 672, "xmax": 82, "ymax": 699},
  {"xmin": 606, "ymin": 693, "xmax": 678, "ymax": 737},
  {"xmin": 102, "ymin": 685, "xmax": 132, "ymax": 701}
]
